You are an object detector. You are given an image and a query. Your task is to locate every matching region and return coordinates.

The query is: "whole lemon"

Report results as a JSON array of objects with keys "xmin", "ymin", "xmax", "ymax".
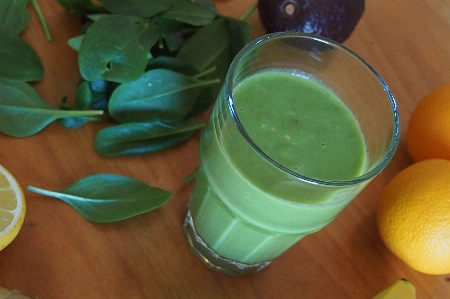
[{"xmin": 377, "ymin": 159, "xmax": 450, "ymax": 275}]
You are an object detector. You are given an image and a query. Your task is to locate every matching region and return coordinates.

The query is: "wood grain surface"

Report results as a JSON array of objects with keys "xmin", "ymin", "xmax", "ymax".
[{"xmin": 0, "ymin": 0, "xmax": 449, "ymax": 298}]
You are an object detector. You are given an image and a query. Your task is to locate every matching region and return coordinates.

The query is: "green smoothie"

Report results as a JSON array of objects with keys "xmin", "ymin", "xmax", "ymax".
[{"xmin": 189, "ymin": 69, "xmax": 367, "ymax": 265}]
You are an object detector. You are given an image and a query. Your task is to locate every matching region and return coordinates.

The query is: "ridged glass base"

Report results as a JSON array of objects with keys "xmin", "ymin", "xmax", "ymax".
[{"xmin": 183, "ymin": 210, "xmax": 272, "ymax": 276}]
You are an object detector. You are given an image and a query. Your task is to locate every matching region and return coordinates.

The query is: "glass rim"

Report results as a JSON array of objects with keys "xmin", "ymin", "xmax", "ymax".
[{"xmin": 226, "ymin": 32, "xmax": 400, "ymax": 187}]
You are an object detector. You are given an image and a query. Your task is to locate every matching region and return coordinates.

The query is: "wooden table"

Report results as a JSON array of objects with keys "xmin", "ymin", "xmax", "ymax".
[{"xmin": 1, "ymin": 0, "xmax": 449, "ymax": 298}]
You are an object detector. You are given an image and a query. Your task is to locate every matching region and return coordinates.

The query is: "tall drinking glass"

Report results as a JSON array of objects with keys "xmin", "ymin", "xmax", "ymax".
[{"xmin": 184, "ymin": 33, "xmax": 400, "ymax": 276}]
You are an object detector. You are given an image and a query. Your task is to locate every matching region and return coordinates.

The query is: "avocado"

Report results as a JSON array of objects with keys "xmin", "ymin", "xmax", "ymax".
[{"xmin": 258, "ymin": 0, "xmax": 365, "ymax": 43}]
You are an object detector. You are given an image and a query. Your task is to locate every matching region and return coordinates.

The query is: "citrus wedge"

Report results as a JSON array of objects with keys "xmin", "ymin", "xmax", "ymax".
[
  {"xmin": 372, "ymin": 279, "xmax": 416, "ymax": 299},
  {"xmin": 0, "ymin": 164, "xmax": 26, "ymax": 251}
]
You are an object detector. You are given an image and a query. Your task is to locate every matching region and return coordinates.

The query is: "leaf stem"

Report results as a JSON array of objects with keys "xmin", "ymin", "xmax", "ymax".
[
  {"xmin": 31, "ymin": 0, "xmax": 53, "ymax": 41},
  {"xmin": 27, "ymin": 185, "xmax": 59, "ymax": 198},
  {"xmin": 240, "ymin": 2, "xmax": 258, "ymax": 21},
  {"xmin": 150, "ymin": 79, "xmax": 220, "ymax": 100},
  {"xmin": 193, "ymin": 66, "xmax": 217, "ymax": 79},
  {"xmin": 27, "ymin": 185, "xmax": 84, "ymax": 204},
  {"xmin": 57, "ymin": 109, "xmax": 105, "ymax": 117},
  {"xmin": 198, "ymin": 78, "xmax": 221, "ymax": 86},
  {"xmin": 184, "ymin": 167, "xmax": 199, "ymax": 184}
]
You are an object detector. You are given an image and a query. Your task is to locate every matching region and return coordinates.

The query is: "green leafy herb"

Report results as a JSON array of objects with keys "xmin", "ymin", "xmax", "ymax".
[
  {"xmin": 0, "ymin": 35, "xmax": 44, "ymax": 82},
  {"xmin": 146, "ymin": 56, "xmax": 199, "ymax": 76},
  {"xmin": 47, "ymin": 0, "xmax": 252, "ymax": 156},
  {"xmin": 94, "ymin": 119, "xmax": 205, "ymax": 157},
  {"xmin": 108, "ymin": 68, "xmax": 220, "ymax": 123},
  {"xmin": 55, "ymin": 0, "xmax": 102, "ymax": 15},
  {"xmin": 175, "ymin": 16, "xmax": 251, "ymax": 116},
  {"xmin": 68, "ymin": 34, "xmax": 84, "ymax": 51},
  {"xmin": 157, "ymin": 18, "xmax": 185, "ymax": 53},
  {"xmin": 176, "ymin": 17, "xmax": 251, "ymax": 72},
  {"xmin": 79, "ymin": 14, "xmax": 160, "ymax": 83},
  {"xmin": 27, "ymin": 174, "xmax": 172, "ymax": 222},
  {"xmin": 0, "ymin": 81, "xmax": 103, "ymax": 137},
  {"xmin": 101, "ymin": 0, "xmax": 171, "ymax": 18},
  {"xmin": 161, "ymin": 0, "xmax": 217, "ymax": 26},
  {"xmin": 0, "ymin": 0, "xmax": 30, "ymax": 36},
  {"xmin": 58, "ymin": 96, "xmax": 105, "ymax": 129},
  {"xmin": 72, "ymin": 79, "xmax": 119, "ymax": 112}
]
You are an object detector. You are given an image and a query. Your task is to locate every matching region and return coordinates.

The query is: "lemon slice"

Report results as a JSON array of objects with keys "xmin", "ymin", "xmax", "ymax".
[
  {"xmin": 0, "ymin": 164, "xmax": 26, "ymax": 251},
  {"xmin": 372, "ymin": 279, "xmax": 416, "ymax": 299}
]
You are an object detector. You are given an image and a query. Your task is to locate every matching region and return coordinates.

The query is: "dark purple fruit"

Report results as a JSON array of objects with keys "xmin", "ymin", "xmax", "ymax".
[{"xmin": 258, "ymin": 0, "xmax": 365, "ymax": 43}]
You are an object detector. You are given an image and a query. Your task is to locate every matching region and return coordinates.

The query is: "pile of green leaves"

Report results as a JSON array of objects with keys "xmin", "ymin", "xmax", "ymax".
[
  {"xmin": 56, "ymin": 0, "xmax": 252, "ymax": 157},
  {"xmin": 0, "ymin": 0, "xmax": 105, "ymax": 137},
  {"xmin": 0, "ymin": 0, "xmax": 253, "ymax": 222}
]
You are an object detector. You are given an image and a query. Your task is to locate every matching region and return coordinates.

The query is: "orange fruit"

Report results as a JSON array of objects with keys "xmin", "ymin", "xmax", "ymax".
[
  {"xmin": 377, "ymin": 159, "xmax": 450, "ymax": 275},
  {"xmin": 0, "ymin": 164, "xmax": 26, "ymax": 251},
  {"xmin": 406, "ymin": 83, "xmax": 450, "ymax": 162}
]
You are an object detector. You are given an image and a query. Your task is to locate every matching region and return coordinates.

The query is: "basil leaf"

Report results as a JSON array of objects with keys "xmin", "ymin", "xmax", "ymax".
[
  {"xmin": 94, "ymin": 120, "xmax": 205, "ymax": 157},
  {"xmin": 55, "ymin": 0, "xmax": 102, "ymax": 15},
  {"xmin": 102, "ymin": 0, "xmax": 171, "ymax": 18},
  {"xmin": 0, "ymin": 81, "xmax": 103, "ymax": 137},
  {"xmin": 0, "ymin": 0, "xmax": 29, "ymax": 35},
  {"xmin": 108, "ymin": 68, "xmax": 219, "ymax": 123},
  {"xmin": 0, "ymin": 35, "xmax": 44, "ymax": 82},
  {"xmin": 79, "ymin": 15, "xmax": 160, "ymax": 83},
  {"xmin": 162, "ymin": 0, "xmax": 217, "ymax": 26},
  {"xmin": 28, "ymin": 174, "xmax": 172, "ymax": 223}
]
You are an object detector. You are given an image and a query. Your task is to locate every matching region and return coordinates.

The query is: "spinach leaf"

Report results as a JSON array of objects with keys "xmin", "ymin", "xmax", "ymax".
[
  {"xmin": 94, "ymin": 119, "xmax": 205, "ymax": 157},
  {"xmin": 55, "ymin": 0, "xmax": 102, "ymax": 15},
  {"xmin": 58, "ymin": 96, "xmax": 105, "ymax": 129},
  {"xmin": 68, "ymin": 34, "xmax": 84, "ymax": 51},
  {"xmin": 146, "ymin": 56, "xmax": 198, "ymax": 76},
  {"xmin": 28, "ymin": 174, "xmax": 172, "ymax": 223},
  {"xmin": 176, "ymin": 16, "xmax": 251, "ymax": 116},
  {"xmin": 102, "ymin": 0, "xmax": 171, "ymax": 18},
  {"xmin": 175, "ymin": 18, "xmax": 229, "ymax": 71},
  {"xmin": 57, "ymin": 113, "xmax": 100, "ymax": 129},
  {"xmin": 74, "ymin": 79, "xmax": 119, "ymax": 111},
  {"xmin": 223, "ymin": 16, "xmax": 253, "ymax": 62},
  {"xmin": 157, "ymin": 18, "xmax": 185, "ymax": 53},
  {"xmin": 74, "ymin": 81, "xmax": 95, "ymax": 108},
  {"xmin": 58, "ymin": 80, "xmax": 114, "ymax": 128},
  {"xmin": 162, "ymin": 0, "xmax": 217, "ymax": 26},
  {"xmin": 79, "ymin": 14, "xmax": 160, "ymax": 83},
  {"xmin": 176, "ymin": 16, "xmax": 251, "ymax": 72},
  {"xmin": 0, "ymin": 35, "xmax": 44, "ymax": 82},
  {"xmin": 0, "ymin": 0, "xmax": 29, "ymax": 36},
  {"xmin": 108, "ymin": 68, "xmax": 219, "ymax": 123},
  {"xmin": 0, "ymin": 81, "xmax": 103, "ymax": 137}
]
